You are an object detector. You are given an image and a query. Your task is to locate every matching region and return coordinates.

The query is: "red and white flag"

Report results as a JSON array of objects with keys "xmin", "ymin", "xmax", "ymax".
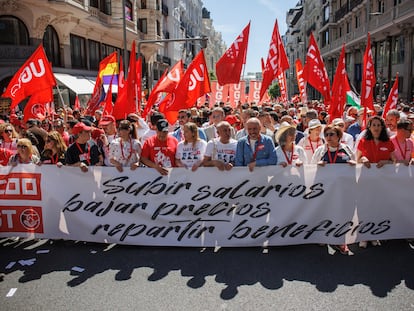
[
  {"xmin": 161, "ymin": 50, "xmax": 211, "ymax": 113},
  {"xmin": 303, "ymin": 32, "xmax": 331, "ymax": 103},
  {"xmin": 2, "ymin": 45, "xmax": 56, "ymax": 110},
  {"xmin": 23, "ymin": 88, "xmax": 53, "ymax": 123},
  {"xmin": 216, "ymin": 22, "xmax": 250, "ymax": 85},
  {"xmin": 295, "ymin": 59, "xmax": 307, "ymax": 103},
  {"xmin": 259, "ymin": 20, "xmax": 289, "ymax": 101},
  {"xmin": 228, "ymin": 81, "xmax": 246, "ymax": 107},
  {"xmin": 330, "ymin": 44, "xmax": 349, "ymax": 120},
  {"xmin": 382, "ymin": 73, "xmax": 398, "ymax": 118},
  {"xmin": 277, "ymin": 71, "xmax": 288, "ymax": 104},
  {"xmin": 361, "ymin": 33, "xmax": 376, "ymax": 112},
  {"xmin": 210, "ymin": 81, "xmax": 229, "ymax": 106}
]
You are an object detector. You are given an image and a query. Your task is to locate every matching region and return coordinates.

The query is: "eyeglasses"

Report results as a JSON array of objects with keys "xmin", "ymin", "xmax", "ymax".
[
  {"xmin": 17, "ymin": 145, "xmax": 28, "ymax": 150},
  {"xmin": 119, "ymin": 127, "xmax": 130, "ymax": 131},
  {"xmin": 324, "ymin": 132, "xmax": 337, "ymax": 137},
  {"xmin": 4, "ymin": 129, "xmax": 12, "ymax": 133}
]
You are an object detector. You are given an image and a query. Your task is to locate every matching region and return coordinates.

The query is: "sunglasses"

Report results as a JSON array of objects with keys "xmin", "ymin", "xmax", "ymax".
[
  {"xmin": 324, "ymin": 132, "xmax": 337, "ymax": 137},
  {"xmin": 4, "ymin": 129, "xmax": 13, "ymax": 133},
  {"xmin": 17, "ymin": 145, "xmax": 29, "ymax": 150},
  {"xmin": 119, "ymin": 127, "xmax": 130, "ymax": 131}
]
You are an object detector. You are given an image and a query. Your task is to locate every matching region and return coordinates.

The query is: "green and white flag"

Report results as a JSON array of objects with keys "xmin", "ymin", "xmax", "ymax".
[{"xmin": 346, "ymin": 90, "xmax": 361, "ymax": 109}]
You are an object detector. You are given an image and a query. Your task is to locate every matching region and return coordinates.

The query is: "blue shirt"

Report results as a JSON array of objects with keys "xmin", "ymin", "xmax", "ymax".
[
  {"xmin": 235, "ymin": 134, "xmax": 277, "ymax": 166},
  {"xmin": 347, "ymin": 123, "xmax": 361, "ymax": 140}
]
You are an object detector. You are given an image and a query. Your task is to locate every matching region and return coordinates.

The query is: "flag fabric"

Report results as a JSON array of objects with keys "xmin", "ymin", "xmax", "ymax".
[
  {"xmin": 136, "ymin": 57, "xmax": 142, "ymax": 113},
  {"xmin": 85, "ymin": 52, "xmax": 118, "ymax": 115},
  {"xmin": 295, "ymin": 59, "xmax": 307, "ymax": 103},
  {"xmin": 302, "ymin": 32, "xmax": 331, "ymax": 102},
  {"xmin": 248, "ymin": 80, "xmax": 262, "ymax": 103},
  {"xmin": 157, "ymin": 93, "xmax": 179, "ymax": 124},
  {"xmin": 210, "ymin": 81, "xmax": 229, "ymax": 106},
  {"xmin": 114, "ymin": 55, "xmax": 127, "ymax": 111},
  {"xmin": 228, "ymin": 81, "xmax": 246, "ymax": 107},
  {"xmin": 2, "ymin": 45, "xmax": 56, "ymax": 110},
  {"xmin": 346, "ymin": 89, "xmax": 361, "ymax": 109},
  {"xmin": 103, "ymin": 76, "xmax": 114, "ymax": 116},
  {"xmin": 382, "ymin": 73, "xmax": 398, "ymax": 118},
  {"xmin": 74, "ymin": 95, "xmax": 80, "ymax": 110},
  {"xmin": 277, "ymin": 71, "xmax": 288, "ymax": 104},
  {"xmin": 361, "ymin": 33, "xmax": 376, "ymax": 112},
  {"xmin": 23, "ymin": 88, "xmax": 53, "ymax": 122},
  {"xmin": 259, "ymin": 20, "xmax": 289, "ymax": 101},
  {"xmin": 216, "ymin": 22, "xmax": 250, "ymax": 85},
  {"xmin": 160, "ymin": 50, "xmax": 210, "ymax": 115},
  {"xmin": 330, "ymin": 44, "xmax": 349, "ymax": 120},
  {"xmin": 142, "ymin": 60, "xmax": 184, "ymax": 119},
  {"xmin": 100, "ymin": 52, "xmax": 118, "ymax": 87}
]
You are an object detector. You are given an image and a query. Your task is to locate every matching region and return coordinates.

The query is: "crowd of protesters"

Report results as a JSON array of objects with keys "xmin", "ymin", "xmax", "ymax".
[{"xmin": 1, "ymin": 97, "xmax": 413, "ymax": 254}]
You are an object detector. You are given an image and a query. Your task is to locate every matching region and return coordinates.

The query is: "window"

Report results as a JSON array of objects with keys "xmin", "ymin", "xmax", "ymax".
[
  {"xmin": 125, "ymin": 0, "xmax": 133, "ymax": 21},
  {"xmin": 355, "ymin": 14, "xmax": 360, "ymax": 29},
  {"xmin": 138, "ymin": 18, "xmax": 147, "ymax": 34},
  {"xmin": 70, "ymin": 34, "xmax": 87, "ymax": 69},
  {"xmin": 377, "ymin": 0, "xmax": 385, "ymax": 13},
  {"xmin": 89, "ymin": 40, "xmax": 101, "ymax": 70},
  {"xmin": 100, "ymin": 0, "xmax": 111, "ymax": 15},
  {"xmin": 0, "ymin": 16, "xmax": 29, "ymax": 45},
  {"xmin": 392, "ymin": 36, "xmax": 405, "ymax": 64},
  {"xmin": 90, "ymin": 0, "xmax": 98, "ymax": 8},
  {"xmin": 141, "ymin": 0, "xmax": 147, "ymax": 9},
  {"xmin": 346, "ymin": 21, "xmax": 351, "ymax": 33},
  {"xmin": 43, "ymin": 26, "xmax": 61, "ymax": 67},
  {"xmin": 156, "ymin": 20, "xmax": 161, "ymax": 36}
]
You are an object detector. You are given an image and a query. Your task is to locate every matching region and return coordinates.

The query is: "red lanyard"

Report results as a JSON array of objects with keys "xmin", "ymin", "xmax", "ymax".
[
  {"xmin": 395, "ymin": 138, "xmax": 408, "ymax": 160},
  {"xmin": 75, "ymin": 142, "xmax": 91, "ymax": 165},
  {"xmin": 51, "ymin": 153, "xmax": 59, "ymax": 164},
  {"xmin": 282, "ymin": 147, "xmax": 294, "ymax": 165},
  {"xmin": 120, "ymin": 138, "xmax": 133, "ymax": 161},
  {"xmin": 327, "ymin": 146, "xmax": 339, "ymax": 163},
  {"xmin": 250, "ymin": 137, "xmax": 263, "ymax": 162},
  {"xmin": 308, "ymin": 137, "xmax": 321, "ymax": 154}
]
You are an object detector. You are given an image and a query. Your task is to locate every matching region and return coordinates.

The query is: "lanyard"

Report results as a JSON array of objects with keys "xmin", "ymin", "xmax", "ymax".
[
  {"xmin": 250, "ymin": 137, "xmax": 263, "ymax": 162},
  {"xmin": 395, "ymin": 138, "xmax": 408, "ymax": 160},
  {"xmin": 120, "ymin": 138, "xmax": 133, "ymax": 162},
  {"xmin": 51, "ymin": 153, "xmax": 59, "ymax": 164},
  {"xmin": 308, "ymin": 137, "xmax": 321, "ymax": 154},
  {"xmin": 75, "ymin": 142, "xmax": 91, "ymax": 165},
  {"xmin": 327, "ymin": 146, "xmax": 339, "ymax": 163},
  {"xmin": 282, "ymin": 147, "xmax": 294, "ymax": 165}
]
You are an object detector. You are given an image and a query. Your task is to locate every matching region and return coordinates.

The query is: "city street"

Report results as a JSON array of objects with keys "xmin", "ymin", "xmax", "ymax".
[{"xmin": 1, "ymin": 238, "xmax": 414, "ymax": 310}]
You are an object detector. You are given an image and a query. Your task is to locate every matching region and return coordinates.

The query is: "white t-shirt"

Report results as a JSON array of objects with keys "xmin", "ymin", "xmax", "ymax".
[
  {"xmin": 205, "ymin": 138, "xmax": 238, "ymax": 164},
  {"xmin": 109, "ymin": 137, "xmax": 141, "ymax": 167},
  {"xmin": 176, "ymin": 140, "xmax": 207, "ymax": 169},
  {"xmin": 275, "ymin": 145, "xmax": 308, "ymax": 165}
]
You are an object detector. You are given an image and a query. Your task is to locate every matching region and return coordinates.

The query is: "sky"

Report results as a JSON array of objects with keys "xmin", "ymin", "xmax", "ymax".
[{"xmin": 202, "ymin": 0, "xmax": 299, "ymax": 74}]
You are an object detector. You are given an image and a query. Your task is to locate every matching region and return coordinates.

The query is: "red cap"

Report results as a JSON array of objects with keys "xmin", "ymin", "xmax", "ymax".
[
  {"xmin": 91, "ymin": 127, "xmax": 105, "ymax": 140},
  {"xmin": 72, "ymin": 122, "xmax": 92, "ymax": 135},
  {"xmin": 99, "ymin": 115, "xmax": 116, "ymax": 126}
]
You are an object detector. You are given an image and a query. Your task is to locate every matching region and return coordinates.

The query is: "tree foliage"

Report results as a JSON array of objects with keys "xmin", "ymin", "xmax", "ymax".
[{"xmin": 268, "ymin": 82, "xmax": 280, "ymax": 99}]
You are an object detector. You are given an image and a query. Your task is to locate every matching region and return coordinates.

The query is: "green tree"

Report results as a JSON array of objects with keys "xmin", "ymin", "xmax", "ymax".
[
  {"xmin": 268, "ymin": 82, "xmax": 280, "ymax": 99},
  {"xmin": 209, "ymin": 71, "xmax": 217, "ymax": 81}
]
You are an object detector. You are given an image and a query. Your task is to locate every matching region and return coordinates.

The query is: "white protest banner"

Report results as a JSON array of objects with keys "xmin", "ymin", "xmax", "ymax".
[{"xmin": 0, "ymin": 165, "xmax": 413, "ymax": 247}]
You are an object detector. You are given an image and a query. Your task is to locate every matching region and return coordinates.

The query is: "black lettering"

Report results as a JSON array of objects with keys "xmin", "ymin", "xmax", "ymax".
[
  {"xmin": 245, "ymin": 186, "xmax": 265, "ymax": 198},
  {"xmin": 333, "ymin": 221, "xmax": 354, "ymax": 237},
  {"xmin": 120, "ymin": 224, "xmax": 147, "ymax": 241},
  {"xmin": 229, "ymin": 180, "xmax": 250, "ymax": 199},
  {"xmin": 228, "ymin": 219, "xmax": 251, "ymax": 239},
  {"xmin": 62, "ymin": 193, "xmax": 83, "ymax": 213},
  {"xmin": 304, "ymin": 220, "xmax": 332, "ymax": 239},
  {"xmin": 266, "ymin": 222, "xmax": 298, "ymax": 238},
  {"xmin": 250, "ymin": 202, "xmax": 271, "ymax": 218},
  {"xmin": 288, "ymin": 185, "xmax": 306, "ymax": 197},
  {"xmin": 251, "ymin": 225, "xmax": 270, "ymax": 239},
  {"xmin": 108, "ymin": 223, "xmax": 126, "ymax": 236},
  {"xmin": 289, "ymin": 224, "xmax": 308, "ymax": 237},
  {"xmin": 359, "ymin": 222, "xmax": 375, "ymax": 234},
  {"xmin": 191, "ymin": 185, "xmax": 211, "ymax": 201},
  {"xmin": 102, "ymin": 176, "xmax": 129, "ymax": 194},
  {"xmin": 371, "ymin": 220, "xmax": 391, "ymax": 235},
  {"xmin": 152, "ymin": 203, "xmax": 178, "ymax": 220},
  {"xmin": 303, "ymin": 183, "xmax": 324, "ymax": 199}
]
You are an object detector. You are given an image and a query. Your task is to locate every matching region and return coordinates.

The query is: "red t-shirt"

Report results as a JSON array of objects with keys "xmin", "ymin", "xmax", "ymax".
[
  {"xmin": 357, "ymin": 138, "xmax": 395, "ymax": 163},
  {"xmin": 141, "ymin": 135, "xmax": 178, "ymax": 168}
]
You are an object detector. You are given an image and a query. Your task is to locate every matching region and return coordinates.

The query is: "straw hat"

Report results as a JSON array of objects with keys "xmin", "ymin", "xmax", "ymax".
[{"xmin": 275, "ymin": 121, "xmax": 296, "ymax": 144}]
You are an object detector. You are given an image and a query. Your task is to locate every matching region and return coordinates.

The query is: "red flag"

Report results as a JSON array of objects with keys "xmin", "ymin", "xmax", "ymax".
[
  {"xmin": 260, "ymin": 20, "xmax": 289, "ymax": 100},
  {"xmin": 228, "ymin": 81, "xmax": 246, "ymax": 107},
  {"xmin": 303, "ymin": 32, "xmax": 331, "ymax": 102},
  {"xmin": 295, "ymin": 59, "xmax": 307, "ymax": 103},
  {"xmin": 142, "ymin": 60, "xmax": 184, "ymax": 118},
  {"xmin": 2, "ymin": 45, "xmax": 56, "ymax": 110},
  {"xmin": 277, "ymin": 71, "xmax": 288, "ymax": 103},
  {"xmin": 361, "ymin": 33, "xmax": 376, "ymax": 112},
  {"xmin": 23, "ymin": 88, "xmax": 53, "ymax": 123},
  {"xmin": 136, "ymin": 57, "xmax": 142, "ymax": 113},
  {"xmin": 158, "ymin": 93, "xmax": 178, "ymax": 124},
  {"xmin": 216, "ymin": 22, "xmax": 250, "ymax": 85},
  {"xmin": 210, "ymin": 81, "xmax": 229, "ymax": 106},
  {"xmin": 161, "ymin": 50, "xmax": 211, "ymax": 112},
  {"xmin": 382, "ymin": 73, "xmax": 398, "ymax": 118},
  {"xmin": 103, "ymin": 76, "xmax": 114, "ymax": 116},
  {"xmin": 115, "ymin": 55, "xmax": 126, "ymax": 104},
  {"xmin": 248, "ymin": 80, "xmax": 262, "ymax": 103},
  {"xmin": 330, "ymin": 44, "xmax": 349, "ymax": 120},
  {"xmin": 74, "ymin": 95, "xmax": 80, "ymax": 110}
]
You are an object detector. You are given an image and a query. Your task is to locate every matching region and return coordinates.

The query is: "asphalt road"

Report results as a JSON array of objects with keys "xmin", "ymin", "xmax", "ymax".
[{"xmin": 1, "ymin": 238, "xmax": 414, "ymax": 311}]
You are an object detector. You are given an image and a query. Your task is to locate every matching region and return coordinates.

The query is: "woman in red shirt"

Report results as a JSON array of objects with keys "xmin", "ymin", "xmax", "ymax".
[{"xmin": 356, "ymin": 116, "xmax": 396, "ymax": 168}]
